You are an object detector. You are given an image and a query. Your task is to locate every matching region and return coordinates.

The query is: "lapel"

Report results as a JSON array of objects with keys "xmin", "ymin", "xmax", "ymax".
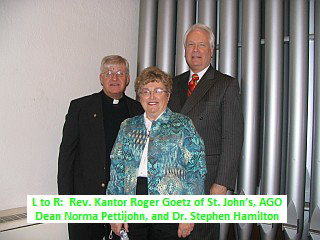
[
  {"xmin": 170, "ymin": 71, "xmax": 189, "ymax": 111},
  {"xmin": 125, "ymin": 95, "xmax": 144, "ymax": 117},
  {"xmin": 181, "ymin": 66, "xmax": 217, "ymax": 115},
  {"xmin": 87, "ymin": 93, "xmax": 106, "ymax": 162},
  {"xmin": 129, "ymin": 114, "xmax": 148, "ymax": 164},
  {"xmin": 178, "ymin": 72, "xmax": 189, "ymax": 108}
]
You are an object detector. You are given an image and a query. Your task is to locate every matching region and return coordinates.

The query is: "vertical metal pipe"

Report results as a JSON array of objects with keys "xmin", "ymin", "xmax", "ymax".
[
  {"xmin": 218, "ymin": 1, "xmax": 238, "ymax": 238},
  {"xmin": 260, "ymin": 0, "xmax": 284, "ymax": 239},
  {"xmin": 281, "ymin": 0, "xmax": 290, "ymax": 197},
  {"xmin": 137, "ymin": 0, "xmax": 158, "ymax": 75},
  {"xmin": 219, "ymin": 0, "xmax": 238, "ymax": 78},
  {"xmin": 198, "ymin": 0, "xmax": 217, "ymax": 68},
  {"xmin": 310, "ymin": 0, "xmax": 320, "ymax": 238},
  {"xmin": 284, "ymin": 0, "xmax": 309, "ymax": 239},
  {"xmin": 304, "ymin": 1, "xmax": 315, "ymax": 238},
  {"xmin": 175, "ymin": 0, "xmax": 196, "ymax": 75},
  {"xmin": 156, "ymin": 0, "xmax": 177, "ymax": 76},
  {"xmin": 236, "ymin": 1, "xmax": 261, "ymax": 240}
]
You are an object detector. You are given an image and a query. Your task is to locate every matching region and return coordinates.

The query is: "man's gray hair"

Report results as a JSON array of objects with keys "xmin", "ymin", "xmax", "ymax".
[
  {"xmin": 184, "ymin": 24, "xmax": 215, "ymax": 49},
  {"xmin": 100, "ymin": 55, "xmax": 129, "ymax": 73}
]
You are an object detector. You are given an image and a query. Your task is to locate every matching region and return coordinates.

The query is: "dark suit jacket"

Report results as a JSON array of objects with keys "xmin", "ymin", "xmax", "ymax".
[
  {"xmin": 58, "ymin": 92, "xmax": 143, "ymax": 195},
  {"xmin": 168, "ymin": 66, "xmax": 243, "ymax": 193}
]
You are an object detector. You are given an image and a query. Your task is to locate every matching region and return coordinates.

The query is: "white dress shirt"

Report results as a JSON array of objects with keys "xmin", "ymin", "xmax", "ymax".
[
  {"xmin": 188, "ymin": 65, "xmax": 210, "ymax": 84},
  {"xmin": 138, "ymin": 111, "xmax": 164, "ymax": 177}
]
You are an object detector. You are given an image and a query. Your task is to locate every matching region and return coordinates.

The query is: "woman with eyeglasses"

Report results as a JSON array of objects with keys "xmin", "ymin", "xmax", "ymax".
[{"xmin": 107, "ymin": 66, "xmax": 206, "ymax": 240}]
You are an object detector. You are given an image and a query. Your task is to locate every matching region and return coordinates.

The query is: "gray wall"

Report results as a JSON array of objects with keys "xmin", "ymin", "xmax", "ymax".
[
  {"xmin": 0, "ymin": 0, "xmax": 139, "ymax": 210},
  {"xmin": 0, "ymin": 1, "xmax": 140, "ymax": 238}
]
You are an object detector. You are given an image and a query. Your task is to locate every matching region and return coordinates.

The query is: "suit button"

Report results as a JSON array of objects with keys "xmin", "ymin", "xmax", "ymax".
[{"xmin": 101, "ymin": 183, "xmax": 105, "ymax": 188}]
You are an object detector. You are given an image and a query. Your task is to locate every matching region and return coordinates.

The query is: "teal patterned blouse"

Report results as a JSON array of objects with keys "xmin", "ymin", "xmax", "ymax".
[{"xmin": 107, "ymin": 108, "xmax": 206, "ymax": 195}]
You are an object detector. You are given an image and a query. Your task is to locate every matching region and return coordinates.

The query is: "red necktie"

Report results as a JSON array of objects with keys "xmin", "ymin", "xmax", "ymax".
[{"xmin": 188, "ymin": 74, "xmax": 199, "ymax": 96}]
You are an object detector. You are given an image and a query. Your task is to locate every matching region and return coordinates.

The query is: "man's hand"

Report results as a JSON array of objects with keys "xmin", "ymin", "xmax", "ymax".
[
  {"xmin": 110, "ymin": 223, "xmax": 129, "ymax": 236},
  {"xmin": 210, "ymin": 183, "xmax": 227, "ymax": 195},
  {"xmin": 178, "ymin": 223, "xmax": 194, "ymax": 238}
]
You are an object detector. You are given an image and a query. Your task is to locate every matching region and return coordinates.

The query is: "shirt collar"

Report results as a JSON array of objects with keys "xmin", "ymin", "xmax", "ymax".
[
  {"xmin": 189, "ymin": 65, "xmax": 210, "ymax": 83},
  {"xmin": 101, "ymin": 90, "xmax": 125, "ymax": 105},
  {"xmin": 144, "ymin": 110, "xmax": 165, "ymax": 130}
]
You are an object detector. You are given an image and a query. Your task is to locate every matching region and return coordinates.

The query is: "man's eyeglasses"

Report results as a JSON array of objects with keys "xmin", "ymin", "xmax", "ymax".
[
  {"xmin": 103, "ymin": 70, "xmax": 127, "ymax": 79},
  {"xmin": 140, "ymin": 88, "xmax": 168, "ymax": 98}
]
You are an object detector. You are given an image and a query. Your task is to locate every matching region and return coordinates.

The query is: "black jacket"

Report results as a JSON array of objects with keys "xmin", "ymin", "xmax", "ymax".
[{"xmin": 58, "ymin": 92, "xmax": 143, "ymax": 195}]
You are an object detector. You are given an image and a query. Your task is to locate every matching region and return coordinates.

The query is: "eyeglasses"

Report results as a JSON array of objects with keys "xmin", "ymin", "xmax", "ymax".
[
  {"xmin": 139, "ymin": 88, "xmax": 168, "ymax": 98},
  {"xmin": 186, "ymin": 42, "xmax": 208, "ymax": 48},
  {"xmin": 103, "ymin": 70, "xmax": 127, "ymax": 79}
]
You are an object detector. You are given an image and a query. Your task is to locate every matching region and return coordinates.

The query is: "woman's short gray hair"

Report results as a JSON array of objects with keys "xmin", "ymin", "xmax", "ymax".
[{"xmin": 135, "ymin": 66, "xmax": 172, "ymax": 95}]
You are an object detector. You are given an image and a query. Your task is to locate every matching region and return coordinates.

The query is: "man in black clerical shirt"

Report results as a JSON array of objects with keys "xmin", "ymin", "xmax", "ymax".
[{"xmin": 58, "ymin": 55, "xmax": 144, "ymax": 240}]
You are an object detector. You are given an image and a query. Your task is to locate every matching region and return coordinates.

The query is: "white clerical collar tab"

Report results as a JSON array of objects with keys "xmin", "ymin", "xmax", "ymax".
[{"xmin": 113, "ymin": 99, "xmax": 119, "ymax": 105}]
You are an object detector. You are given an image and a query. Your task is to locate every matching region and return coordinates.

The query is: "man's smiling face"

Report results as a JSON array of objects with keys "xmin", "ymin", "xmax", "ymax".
[
  {"xmin": 99, "ymin": 64, "xmax": 129, "ymax": 99},
  {"xmin": 185, "ymin": 29, "xmax": 214, "ymax": 73}
]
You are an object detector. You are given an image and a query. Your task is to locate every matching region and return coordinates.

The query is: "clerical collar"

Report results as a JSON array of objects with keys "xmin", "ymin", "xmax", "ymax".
[
  {"xmin": 189, "ymin": 65, "xmax": 210, "ymax": 83},
  {"xmin": 101, "ymin": 91, "xmax": 124, "ymax": 105}
]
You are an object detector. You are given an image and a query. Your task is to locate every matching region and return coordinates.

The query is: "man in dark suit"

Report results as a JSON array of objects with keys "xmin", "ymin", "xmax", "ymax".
[
  {"xmin": 168, "ymin": 24, "xmax": 244, "ymax": 240},
  {"xmin": 58, "ymin": 55, "xmax": 144, "ymax": 240}
]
